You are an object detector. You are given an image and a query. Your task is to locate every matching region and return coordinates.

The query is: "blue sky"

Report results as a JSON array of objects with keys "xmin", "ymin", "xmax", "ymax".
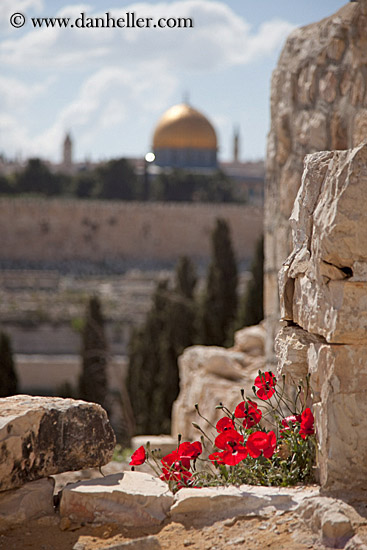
[{"xmin": 0, "ymin": 0, "xmax": 347, "ymax": 163}]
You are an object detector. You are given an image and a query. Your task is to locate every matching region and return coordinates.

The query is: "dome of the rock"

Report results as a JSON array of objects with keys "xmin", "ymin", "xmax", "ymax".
[{"xmin": 152, "ymin": 103, "xmax": 217, "ymax": 169}]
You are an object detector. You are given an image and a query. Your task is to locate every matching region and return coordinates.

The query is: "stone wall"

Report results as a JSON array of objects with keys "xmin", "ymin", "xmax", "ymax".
[
  {"xmin": 276, "ymin": 143, "xmax": 367, "ymax": 498},
  {"xmin": 265, "ymin": 0, "xmax": 367, "ymax": 362},
  {"xmin": 0, "ymin": 198, "xmax": 262, "ymax": 268}
]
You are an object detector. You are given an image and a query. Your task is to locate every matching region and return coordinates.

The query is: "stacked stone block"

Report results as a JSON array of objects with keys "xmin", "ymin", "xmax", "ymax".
[
  {"xmin": 266, "ymin": 0, "xmax": 367, "ymax": 362},
  {"xmin": 276, "ymin": 143, "xmax": 367, "ymax": 498}
]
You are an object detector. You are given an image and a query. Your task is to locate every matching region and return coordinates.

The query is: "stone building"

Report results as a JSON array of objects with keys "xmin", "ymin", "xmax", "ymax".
[{"xmin": 265, "ymin": 0, "xmax": 367, "ymax": 362}]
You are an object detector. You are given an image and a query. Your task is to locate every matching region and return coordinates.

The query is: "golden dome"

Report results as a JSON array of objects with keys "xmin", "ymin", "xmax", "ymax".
[{"xmin": 152, "ymin": 103, "xmax": 217, "ymax": 150}]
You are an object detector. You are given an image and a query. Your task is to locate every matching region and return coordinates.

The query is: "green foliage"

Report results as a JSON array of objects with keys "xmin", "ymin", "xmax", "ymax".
[
  {"xmin": 1, "ymin": 160, "xmax": 243, "ymax": 203},
  {"xmin": 78, "ymin": 296, "xmax": 108, "ymax": 408},
  {"xmin": 0, "ymin": 332, "xmax": 18, "ymax": 397},
  {"xmin": 14, "ymin": 158, "xmax": 65, "ymax": 196},
  {"xmin": 237, "ymin": 235, "xmax": 264, "ymax": 328},
  {"xmin": 200, "ymin": 218, "xmax": 238, "ymax": 346},
  {"xmin": 95, "ymin": 158, "xmax": 139, "ymax": 200},
  {"xmin": 149, "ymin": 169, "xmax": 239, "ymax": 203},
  {"xmin": 127, "ymin": 258, "xmax": 198, "ymax": 435}
]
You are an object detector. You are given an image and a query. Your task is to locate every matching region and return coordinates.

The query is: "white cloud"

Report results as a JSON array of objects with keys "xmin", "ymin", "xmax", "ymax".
[
  {"xmin": 0, "ymin": 0, "xmax": 44, "ymax": 32},
  {"xmin": 4, "ymin": 63, "xmax": 177, "ymax": 160},
  {"xmin": 0, "ymin": 75, "xmax": 52, "ymax": 110},
  {"xmin": 0, "ymin": 1, "xmax": 295, "ymax": 71}
]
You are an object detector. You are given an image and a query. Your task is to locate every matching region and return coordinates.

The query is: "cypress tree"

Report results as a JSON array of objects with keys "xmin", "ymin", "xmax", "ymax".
[
  {"xmin": 237, "ymin": 235, "xmax": 264, "ymax": 327},
  {"xmin": 0, "ymin": 332, "xmax": 18, "ymax": 397},
  {"xmin": 200, "ymin": 218, "xmax": 238, "ymax": 346},
  {"xmin": 127, "ymin": 259, "xmax": 198, "ymax": 434},
  {"xmin": 79, "ymin": 296, "xmax": 108, "ymax": 408}
]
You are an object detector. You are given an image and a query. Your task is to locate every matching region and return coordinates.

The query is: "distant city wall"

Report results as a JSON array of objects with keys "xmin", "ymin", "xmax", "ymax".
[{"xmin": 0, "ymin": 198, "xmax": 263, "ymax": 268}]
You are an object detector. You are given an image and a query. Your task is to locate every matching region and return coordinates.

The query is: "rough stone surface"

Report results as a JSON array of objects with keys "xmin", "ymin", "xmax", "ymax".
[
  {"xmin": 280, "ymin": 144, "xmax": 367, "ymax": 344},
  {"xmin": 171, "ymin": 345, "xmax": 264, "ymax": 441},
  {"xmin": 170, "ymin": 484, "xmax": 319, "ymax": 523},
  {"xmin": 60, "ymin": 472, "xmax": 174, "ymax": 527},
  {"xmin": 99, "ymin": 536, "xmax": 161, "ymax": 550},
  {"xmin": 297, "ymin": 496, "xmax": 362, "ymax": 548},
  {"xmin": 277, "ymin": 143, "xmax": 367, "ymax": 496},
  {"xmin": 275, "ymin": 325, "xmax": 325, "ymax": 385},
  {"xmin": 265, "ymin": 0, "xmax": 367, "ymax": 362},
  {"xmin": 233, "ymin": 324, "xmax": 266, "ymax": 356},
  {"xmin": 0, "ymin": 395, "xmax": 116, "ymax": 492},
  {"xmin": 0, "ymin": 477, "xmax": 55, "ymax": 532}
]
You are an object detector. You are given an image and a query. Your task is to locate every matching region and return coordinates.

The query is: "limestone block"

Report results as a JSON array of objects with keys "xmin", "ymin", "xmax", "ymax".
[
  {"xmin": 233, "ymin": 324, "xmax": 265, "ymax": 356},
  {"xmin": 353, "ymin": 110, "xmax": 367, "ymax": 146},
  {"xmin": 319, "ymin": 71, "xmax": 337, "ymax": 103},
  {"xmin": 351, "ymin": 71, "xmax": 365, "ymax": 106},
  {"xmin": 171, "ymin": 346, "xmax": 263, "ymax": 440},
  {"xmin": 344, "ymin": 535, "xmax": 367, "ymax": 550},
  {"xmin": 170, "ymin": 484, "xmax": 319, "ymax": 523},
  {"xmin": 327, "ymin": 37, "xmax": 346, "ymax": 61},
  {"xmin": 281, "ymin": 143, "xmax": 367, "ymax": 343},
  {"xmin": 296, "ymin": 496, "xmax": 361, "ymax": 548},
  {"xmin": 60, "ymin": 472, "xmax": 173, "ymax": 527},
  {"xmin": 308, "ymin": 344, "xmax": 367, "ymax": 494},
  {"xmin": 0, "ymin": 395, "xmax": 116, "ymax": 491},
  {"xmin": 0, "ymin": 478, "xmax": 55, "ymax": 533},
  {"xmin": 275, "ymin": 326, "xmax": 324, "ymax": 385},
  {"xmin": 101, "ymin": 536, "xmax": 161, "ymax": 550}
]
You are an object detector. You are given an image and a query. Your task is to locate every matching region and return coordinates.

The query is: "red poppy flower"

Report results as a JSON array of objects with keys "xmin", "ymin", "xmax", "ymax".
[
  {"xmin": 209, "ymin": 444, "xmax": 248, "ymax": 466},
  {"xmin": 160, "ymin": 467, "xmax": 192, "ymax": 489},
  {"xmin": 281, "ymin": 414, "xmax": 302, "ymax": 430},
  {"xmin": 129, "ymin": 445, "xmax": 146, "ymax": 466},
  {"xmin": 299, "ymin": 408, "xmax": 314, "ymax": 439},
  {"xmin": 234, "ymin": 400, "xmax": 262, "ymax": 428},
  {"xmin": 208, "ymin": 451, "xmax": 226, "ymax": 465},
  {"xmin": 178, "ymin": 441, "xmax": 202, "ymax": 460},
  {"xmin": 247, "ymin": 430, "xmax": 277, "ymax": 459},
  {"xmin": 161, "ymin": 449, "xmax": 189, "ymax": 470},
  {"xmin": 254, "ymin": 372, "xmax": 276, "ymax": 400},
  {"xmin": 220, "ymin": 444, "xmax": 248, "ymax": 465},
  {"xmin": 215, "ymin": 429, "xmax": 243, "ymax": 451},
  {"xmin": 216, "ymin": 417, "xmax": 235, "ymax": 433}
]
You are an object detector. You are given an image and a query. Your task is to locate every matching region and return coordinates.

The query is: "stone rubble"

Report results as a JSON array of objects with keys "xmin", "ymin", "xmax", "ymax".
[
  {"xmin": 0, "ymin": 395, "xmax": 116, "ymax": 491},
  {"xmin": 0, "ymin": 477, "xmax": 54, "ymax": 533},
  {"xmin": 171, "ymin": 343, "xmax": 264, "ymax": 441}
]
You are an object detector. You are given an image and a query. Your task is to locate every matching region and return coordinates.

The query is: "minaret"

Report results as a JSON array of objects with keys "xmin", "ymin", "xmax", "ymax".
[
  {"xmin": 63, "ymin": 133, "xmax": 73, "ymax": 170},
  {"xmin": 233, "ymin": 126, "xmax": 240, "ymax": 163}
]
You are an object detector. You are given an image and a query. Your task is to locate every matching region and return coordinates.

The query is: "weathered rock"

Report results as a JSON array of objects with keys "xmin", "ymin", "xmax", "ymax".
[
  {"xmin": 265, "ymin": 0, "xmax": 367, "ymax": 363},
  {"xmin": 307, "ymin": 343, "xmax": 367, "ymax": 495},
  {"xmin": 344, "ymin": 535, "xmax": 367, "ymax": 550},
  {"xmin": 0, "ymin": 478, "xmax": 55, "ymax": 532},
  {"xmin": 296, "ymin": 496, "xmax": 361, "ymax": 548},
  {"xmin": 60, "ymin": 472, "xmax": 173, "ymax": 527},
  {"xmin": 279, "ymin": 143, "xmax": 367, "ymax": 344},
  {"xmin": 171, "ymin": 346, "xmax": 263, "ymax": 441},
  {"xmin": 275, "ymin": 325, "xmax": 324, "ymax": 385},
  {"xmin": 99, "ymin": 536, "xmax": 161, "ymax": 550},
  {"xmin": 170, "ymin": 484, "xmax": 319, "ymax": 524},
  {"xmin": 233, "ymin": 324, "xmax": 266, "ymax": 356},
  {"xmin": 0, "ymin": 395, "xmax": 116, "ymax": 491}
]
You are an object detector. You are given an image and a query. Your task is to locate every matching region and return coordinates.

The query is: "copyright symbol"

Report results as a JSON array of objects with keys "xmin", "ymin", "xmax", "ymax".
[{"xmin": 10, "ymin": 13, "xmax": 26, "ymax": 28}]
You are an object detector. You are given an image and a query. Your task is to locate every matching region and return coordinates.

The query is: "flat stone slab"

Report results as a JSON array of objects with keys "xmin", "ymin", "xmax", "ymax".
[
  {"xmin": 170, "ymin": 484, "xmax": 320, "ymax": 523},
  {"xmin": 0, "ymin": 477, "xmax": 55, "ymax": 532},
  {"xmin": 0, "ymin": 395, "xmax": 116, "ymax": 491},
  {"xmin": 60, "ymin": 471, "xmax": 174, "ymax": 527}
]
